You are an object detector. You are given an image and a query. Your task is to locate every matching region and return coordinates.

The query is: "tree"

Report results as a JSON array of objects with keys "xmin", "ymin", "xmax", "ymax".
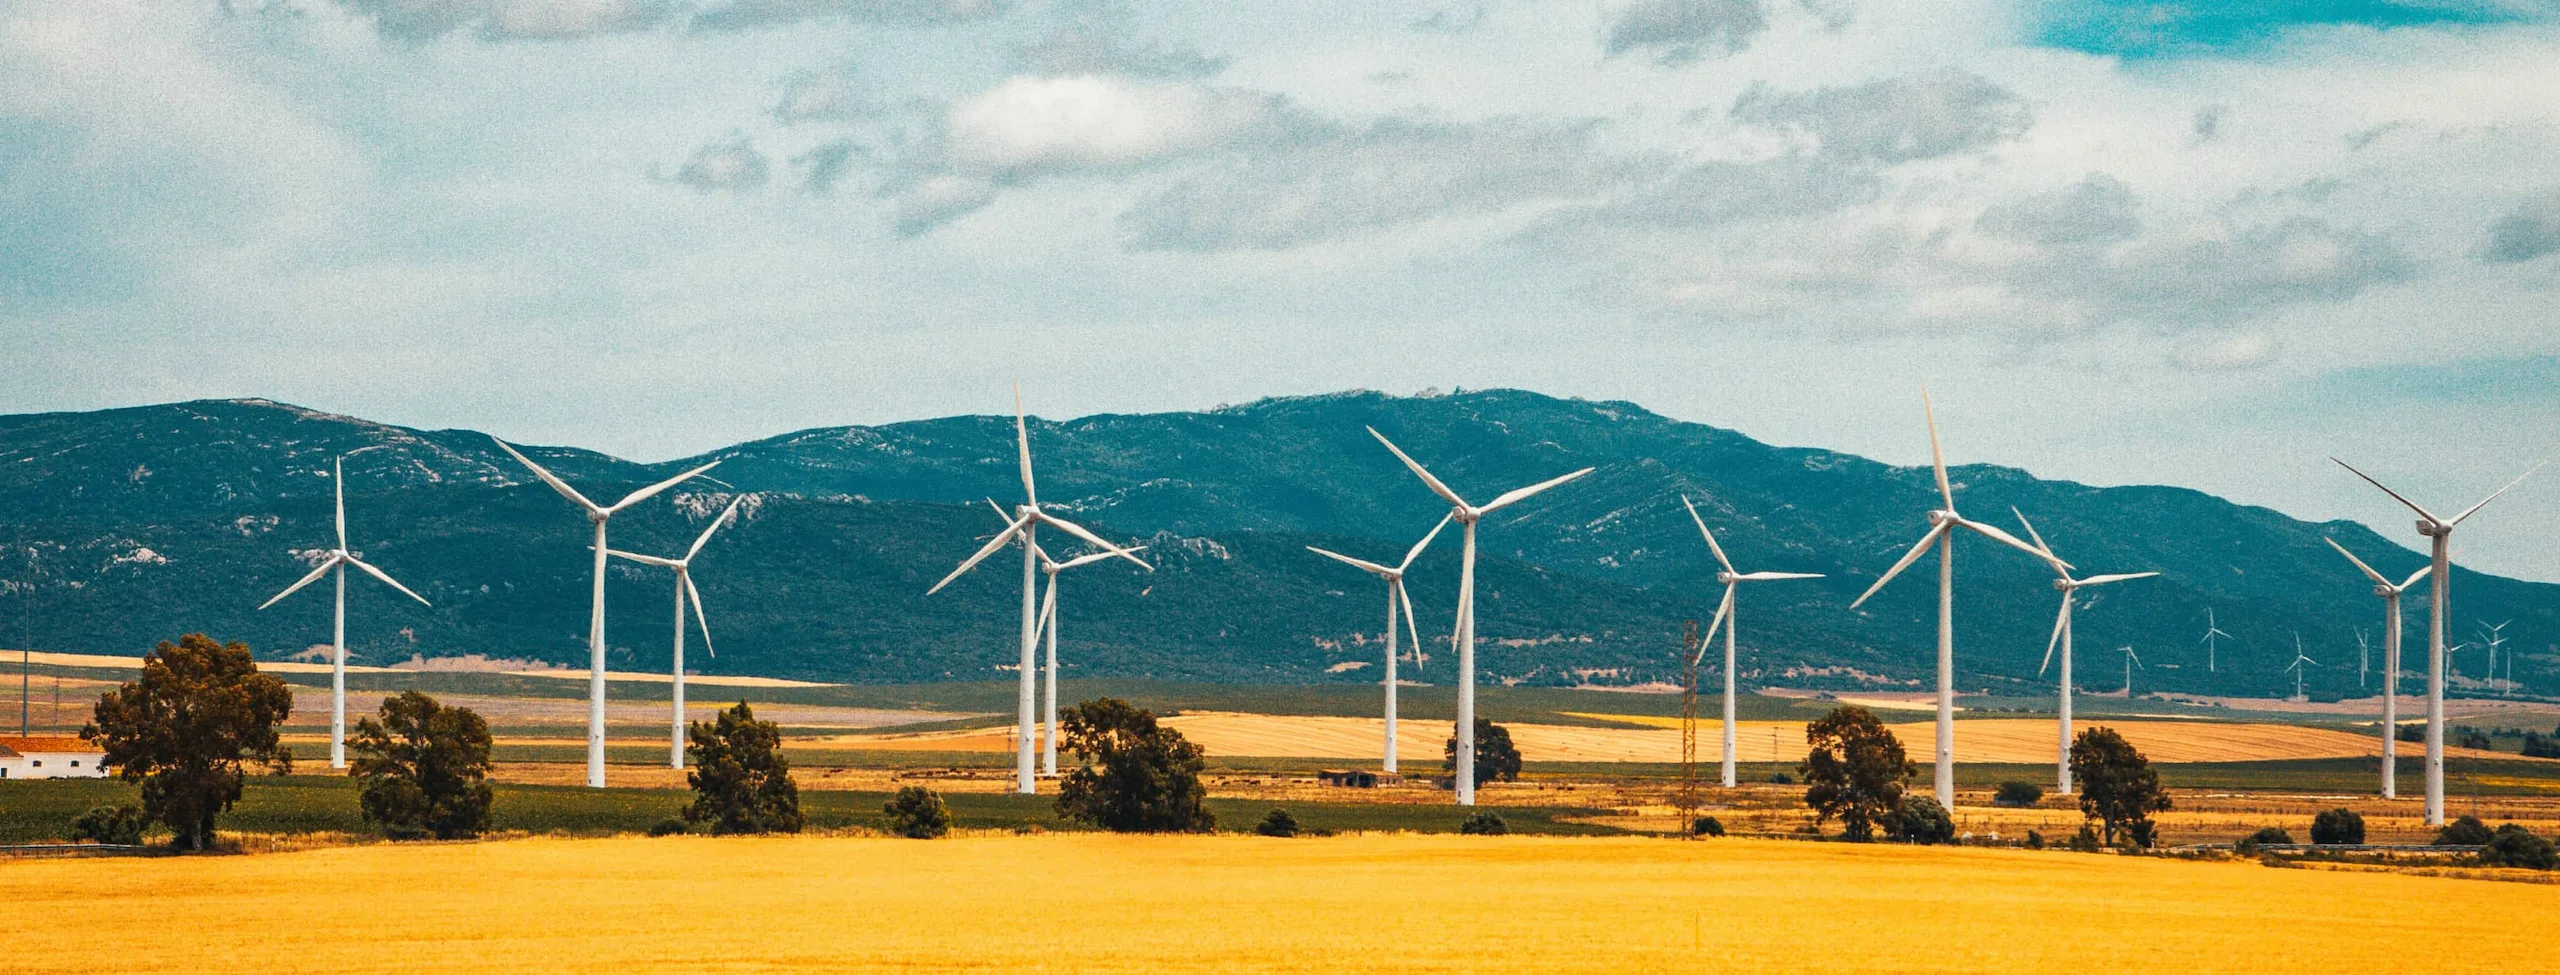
[
  {"xmin": 2237, "ymin": 826, "xmax": 2292, "ymax": 855},
  {"xmin": 2522, "ymin": 732, "xmax": 2560, "ymax": 759},
  {"xmin": 683, "ymin": 702, "xmax": 803, "ymax": 835},
  {"xmin": 1459, "ymin": 811, "xmax": 1508, "ymax": 835},
  {"xmin": 881, "ymin": 786, "xmax": 951, "ymax": 839},
  {"xmin": 1993, "ymin": 781, "xmax": 2044, "ymax": 808},
  {"xmin": 1800, "ymin": 705, "xmax": 1911, "ymax": 842},
  {"xmin": 2309, "ymin": 808, "xmax": 2365, "ymax": 845},
  {"xmin": 1442, "ymin": 717, "xmax": 1522, "ymax": 785},
  {"xmin": 83, "ymin": 634, "xmax": 294, "ymax": 851},
  {"xmin": 2070, "ymin": 726, "xmax": 2170, "ymax": 849},
  {"xmin": 2396, "ymin": 723, "xmax": 2424, "ymax": 744},
  {"xmin": 1893, "ymin": 795, "xmax": 1956, "ymax": 845},
  {"xmin": 1255, "ymin": 808, "xmax": 1301, "ymax": 837},
  {"xmin": 1054, "ymin": 698, "xmax": 1214, "ymax": 833},
  {"xmin": 1691, "ymin": 816, "xmax": 1725, "ymax": 837},
  {"xmin": 2453, "ymin": 727, "xmax": 2493, "ymax": 750},
  {"xmin": 348, "ymin": 691, "xmax": 493, "ymax": 840},
  {"xmin": 2480, "ymin": 824, "xmax": 2558, "ymax": 869},
  {"xmin": 2435, "ymin": 815, "xmax": 2494, "ymax": 846}
]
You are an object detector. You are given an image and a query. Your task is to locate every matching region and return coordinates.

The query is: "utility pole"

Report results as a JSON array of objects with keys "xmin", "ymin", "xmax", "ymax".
[
  {"xmin": 1677, "ymin": 620, "xmax": 1699, "ymax": 829},
  {"xmin": 20, "ymin": 647, "xmax": 27, "ymax": 737}
]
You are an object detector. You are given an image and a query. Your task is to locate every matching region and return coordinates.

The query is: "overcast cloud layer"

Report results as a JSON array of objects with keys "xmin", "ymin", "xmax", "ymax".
[{"xmin": 4, "ymin": 0, "xmax": 2558, "ymax": 579}]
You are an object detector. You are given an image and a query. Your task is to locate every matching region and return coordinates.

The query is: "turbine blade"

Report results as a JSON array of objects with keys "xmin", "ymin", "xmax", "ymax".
[
  {"xmin": 2323, "ymin": 537, "xmax": 2392, "ymax": 587},
  {"xmin": 686, "ymin": 573, "xmax": 714, "ymax": 658},
  {"xmin": 1850, "ymin": 524, "xmax": 1947, "ymax": 609},
  {"xmin": 2075, "ymin": 572, "xmax": 2158, "ymax": 587},
  {"xmin": 1682, "ymin": 496, "xmax": 1736, "ymax": 575},
  {"xmin": 1736, "ymin": 571, "xmax": 1824, "ymax": 581},
  {"xmin": 346, "ymin": 556, "xmax": 431, "ymax": 607},
  {"xmin": 1398, "ymin": 511, "xmax": 1453, "ymax": 573},
  {"xmin": 1398, "ymin": 580, "xmax": 1425, "ymax": 673},
  {"xmin": 928, "ymin": 513, "xmax": 1030, "ymax": 595},
  {"xmin": 2447, "ymin": 460, "xmax": 2546, "ymax": 526},
  {"xmin": 608, "ymin": 460, "xmax": 720, "ymax": 514},
  {"xmin": 685, "ymin": 496, "xmax": 745, "ymax": 560},
  {"xmin": 1959, "ymin": 517, "xmax": 2072, "ymax": 571},
  {"xmin": 334, "ymin": 456, "xmax": 348, "ymax": 552},
  {"xmin": 1059, "ymin": 545, "xmax": 1145, "ymax": 571},
  {"xmin": 1367, "ymin": 427, "xmax": 1470, "ymax": 510},
  {"xmin": 1480, "ymin": 467, "xmax": 1595, "ymax": 515},
  {"xmin": 2397, "ymin": 566, "xmax": 2432, "ymax": 591},
  {"xmin": 1033, "ymin": 512, "xmax": 1152, "ymax": 571},
  {"xmin": 608, "ymin": 550, "xmax": 682, "ymax": 568},
  {"xmin": 2039, "ymin": 597, "xmax": 2069, "ymax": 676},
  {"xmin": 1308, "ymin": 546, "xmax": 1395, "ymax": 577},
  {"xmin": 1922, "ymin": 386, "xmax": 1954, "ymax": 511},
  {"xmin": 2010, "ymin": 506, "xmax": 2049, "ymax": 560},
  {"xmin": 2331, "ymin": 458, "xmax": 2444, "ymax": 525},
  {"xmin": 258, "ymin": 557, "xmax": 342, "ymax": 610},
  {"xmin": 1015, "ymin": 383, "xmax": 1038, "ymax": 509},
  {"xmin": 1039, "ymin": 575, "xmax": 1059, "ymax": 638},
  {"xmin": 1695, "ymin": 584, "xmax": 1735, "ymax": 667},
  {"xmin": 491, "ymin": 436, "xmax": 600, "ymax": 513}
]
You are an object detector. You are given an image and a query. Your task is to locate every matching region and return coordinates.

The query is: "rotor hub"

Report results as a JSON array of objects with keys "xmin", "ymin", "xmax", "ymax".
[
  {"xmin": 1716, "ymin": 571, "xmax": 1737, "ymax": 585},
  {"xmin": 2375, "ymin": 584, "xmax": 2396, "ymax": 598},
  {"xmin": 2417, "ymin": 520, "xmax": 2443, "ymax": 537},
  {"xmin": 2052, "ymin": 578, "xmax": 2072, "ymax": 592},
  {"xmin": 1926, "ymin": 510, "xmax": 1956, "ymax": 527}
]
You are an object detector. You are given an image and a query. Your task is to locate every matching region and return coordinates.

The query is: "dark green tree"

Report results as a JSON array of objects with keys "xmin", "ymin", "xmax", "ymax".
[
  {"xmin": 82, "ymin": 634, "xmax": 294, "ymax": 851},
  {"xmin": 1800, "ymin": 705, "xmax": 1911, "ymax": 842},
  {"xmin": 1255, "ymin": 808, "xmax": 1301, "ymax": 837},
  {"xmin": 349, "ymin": 691, "xmax": 494, "ymax": 840},
  {"xmin": 1691, "ymin": 816, "xmax": 1725, "ymax": 837},
  {"xmin": 2309, "ymin": 807, "xmax": 2365, "ymax": 845},
  {"xmin": 1459, "ymin": 811, "xmax": 1508, "ymax": 835},
  {"xmin": 683, "ymin": 702, "xmax": 803, "ymax": 835},
  {"xmin": 69, "ymin": 806, "xmax": 146, "ymax": 845},
  {"xmin": 1442, "ymin": 717, "xmax": 1523, "ymax": 785},
  {"xmin": 881, "ymin": 786, "xmax": 951, "ymax": 839},
  {"xmin": 2480, "ymin": 824, "xmax": 2558, "ymax": 869},
  {"xmin": 1054, "ymin": 698, "xmax": 1214, "ymax": 833},
  {"xmin": 1993, "ymin": 781, "xmax": 2044, "ymax": 808},
  {"xmin": 1893, "ymin": 795, "xmax": 1957, "ymax": 844},
  {"xmin": 2237, "ymin": 826, "xmax": 2292, "ymax": 855},
  {"xmin": 2435, "ymin": 815, "xmax": 2494, "ymax": 846},
  {"xmin": 2070, "ymin": 726, "xmax": 2170, "ymax": 848}
]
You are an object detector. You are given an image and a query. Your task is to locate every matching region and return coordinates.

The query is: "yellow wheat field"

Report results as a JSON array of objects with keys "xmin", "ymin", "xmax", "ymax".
[{"xmin": 6, "ymin": 834, "xmax": 2554, "ymax": 974}]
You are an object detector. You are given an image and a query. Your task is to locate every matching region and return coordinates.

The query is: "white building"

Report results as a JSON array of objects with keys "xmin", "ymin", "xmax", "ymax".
[{"xmin": 0, "ymin": 736, "xmax": 111, "ymax": 779}]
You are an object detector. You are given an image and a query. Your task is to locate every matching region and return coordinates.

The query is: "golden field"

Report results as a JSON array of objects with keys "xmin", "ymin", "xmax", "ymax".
[{"xmin": 8, "ymin": 834, "xmax": 2557, "ymax": 974}]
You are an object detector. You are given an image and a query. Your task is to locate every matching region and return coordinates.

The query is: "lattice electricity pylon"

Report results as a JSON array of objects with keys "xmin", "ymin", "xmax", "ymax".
[{"xmin": 1677, "ymin": 619, "xmax": 1700, "ymax": 825}]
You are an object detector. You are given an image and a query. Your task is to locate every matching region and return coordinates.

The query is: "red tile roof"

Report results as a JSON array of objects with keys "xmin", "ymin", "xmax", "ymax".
[{"xmin": 0, "ymin": 736, "xmax": 102, "ymax": 754}]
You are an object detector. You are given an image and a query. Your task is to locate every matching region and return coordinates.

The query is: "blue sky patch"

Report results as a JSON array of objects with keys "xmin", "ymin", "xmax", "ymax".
[{"xmin": 2032, "ymin": 1, "xmax": 2538, "ymax": 57}]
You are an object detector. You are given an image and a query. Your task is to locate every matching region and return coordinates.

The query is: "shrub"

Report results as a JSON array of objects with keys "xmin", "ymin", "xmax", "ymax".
[
  {"xmin": 1459, "ymin": 811, "xmax": 1508, "ymax": 835},
  {"xmin": 2023, "ymin": 829, "xmax": 2045, "ymax": 850},
  {"xmin": 1801, "ymin": 706, "xmax": 1912, "ymax": 843},
  {"xmin": 2435, "ymin": 815, "xmax": 2494, "ymax": 846},
  {"xmin": 2522, "ymin": 732, "xmax": 2560, "ymax": 759},
  {"xmin": 1767, "ymin": 771, "xmax": 1794, "ymax": 785},
  {"xmin": 1255, "ymin": 808, "xmax": 1301, "ymax": 838},
  {"xmin": 1892, "ymin": 795, "xmax": 1956, "ymax": 845},
  {"xmin": 647, "ymin": 817, "xmax": 690, "ymax": 837},
  {"xmin": 882, "ymin": 786, "xmax": 952, "ymax": 839},
  {"xmin": 83, "ymin": 634, "xmax": 295, "ymax": 850},
  {"xmin": 2309, "ymin": 808, "xmax": 2365, "ymax": 845},
  {"xmin": 683, "ymin": 702, "xmax": 804, "ymax": 835},
  {"xmin": 2480, "ymin": 825, "xmax": 2558, "ymax": 869},
  {"xmin": 2068, "ymin": 826, "xmax": 2101, "ymax": 852},
  {"xmin": 1993, "ymin": 781, "xmax": 2044, "ymax": 808},
  {"xmin": 1441, "ymin": 717, "xmax": 1523, "ymax": 785},
  {"xmin": 2237, "ymin": 826, "xmax": 2292, "ymax": 854},
  {"xmin": 1055, "ymin": 698, "xmax": 1214, "ymax": 833},
  {"xmin": 2395, "ymin": 723, "xmax": 2424, "ymax": 743},
  {"xmin": 2454, "ymin": 727, "xmax": 2493, "ymax": 750},
  {"xmin": 69, "ymin": 805, "xmax": 146, "ymax": 846},
  {"xmin": 1691, "ymin": 816, "xmax": 1725, "ymax": 837},
  {"xmin": 349, "ymin": 691, "xmax": 494, "ymax": 841}
]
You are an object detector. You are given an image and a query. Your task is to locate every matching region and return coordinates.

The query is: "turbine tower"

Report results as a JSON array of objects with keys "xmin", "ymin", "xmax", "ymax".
[
  {"xmin": 2325, "ymin": 537, "xmax": 2427, "ymax": 799},
  {"xmin": 1028, "ymin": 536, "xmax": 1153, "ymax": 776},
  {"xmin": 1682, "ymin": 497, "xmax": 1823, "ymax": 789},
  {"xmin": 2284, "ymin": 638, "xmax": 2317, "ymax": 702},
  {"xmin": 2199, "ymin": 610, "xmax": 2230, "ymax": 674},
  {"xmin": 494, "ymin": 438, "xmax": 718, "ymax": 788},
  {"xmin": 606, "ymin": 496, "xmax": 743, "ymax": 769},
  {"xmin": 2013, "ymin": 507, "xmax": 2155, "ymax": 795},
  {"xmin": 1848, "ymin": 389, "xmax": 2062, "ymax": 807},
  {"xmin": 1367, "ymin": 427, "xmax": 1592, "ymax": 806},
  {"xmin": 928, "ymin": 387, "xmax": 1148, "ymax": 795},
  {"xmin": 257, "ymin": 454, "xmax": 431, "ymax": 769},
  {"xmin": 2479, "ymin": 621, "xmax": 2510, "ymax": 697},
  {"xmin": 2332, "ymin": 457, "xmax": 2543, "ymax": 825},
  {"xmin": 1306, "ymin": 514, "xmax": 1451, "ymax": 775},
  {"xmin": 2120, "ymin": 646, "xmax": 2144, "ymax": 698}
]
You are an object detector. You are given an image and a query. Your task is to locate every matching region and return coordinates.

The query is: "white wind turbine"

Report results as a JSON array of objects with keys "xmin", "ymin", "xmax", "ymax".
[
  {"xmin": 2200, "ymin": 610, "xmax": 2231, "ymax": 674},
  {"xmin": 606, "ymin": 496, "xmax": 743, "ymax": 770},
  {"xmin": 2356, "ymin": 629, "xmax": 2370, "ymax": 690},
  {"xmin": 2332, "ymin": 457, "xmax": 2543, "ymax": 825},
  {"xmin": 1367, "ymin": 427, "xmax": 1592, "ymax": 806},
  {"xmin": 2120, "ymin": 646, "xmax": 2143, "ymax": 699},
  {"xmin": 493, "ymin": 438, "xmax": 718, "ymax": 788},
  {"xmin": 2284, "ymin": 637, "xmax": 2317, "ymax": 702},
  {"xmin": 1681, "ymin": 497, "xmax": 1823, "ymax": 789},
  {"xmin": 1025, "ymin": 529, "xmax": 1152, "ymax": 777},
  {"xmin": 1848, "ymin": 390, "xmax": 2064, "ymax": 806},
  {"xmin": 257, "ymin": 454, "xmax": 431, "ymax": 769},
  {"xmin": 2012, "ymin": 507, "xmax": 2155, "ymax": 795},
  {"xmin": 929, "ymin": 388, "xmax": 1149, "ymax": 795},
  {"xmin": 2478, "ymin": 620, "xmax": 2510, "ymax": 696},
  {"xmin": 1305, "ymin": 513, "xmax": 1451, "ymax": 776},
  {"xmin": 2325, "ymin": 537, "xmax": 2427, "ymax": 799}
]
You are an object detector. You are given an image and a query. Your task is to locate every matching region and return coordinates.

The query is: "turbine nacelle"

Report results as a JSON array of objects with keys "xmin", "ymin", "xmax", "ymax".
[
  {"xmin": 2376, "ymin": 584, "xmax": 2398, "ymax": 598},
  {"xmin": 2053, "ymin": 578, "xmax": 2074, "ymax": 592},
  {"xmin": 1715, "ymin": 570, "xmax": 1738, "ymax": 585},
  {"xmin": 1926, "ymin": 509, "xmax": 1957, "ymax": 527},
  {"xmin": 2417, "ymin": 519, "xmax": 2444, "ymax": 536}
]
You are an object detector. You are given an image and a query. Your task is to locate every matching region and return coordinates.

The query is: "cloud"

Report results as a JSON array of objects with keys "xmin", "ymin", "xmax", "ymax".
[
  {"xmin": 1978, "ymin": 174, "xmax": 2140, "ymax": 247},
  {"xmin": 2481, "ymin": 189, "xmax": 2560, "ymax": 263},
  {"xmin": 944, "ymin": 75, "xmax": 1284, "ymax": 174},
  {"xmin": 1409, "ymin": 5, "xmax": 1486, "ymax": 34},
  {"xmin": 772, "ymin": 66, "xmax": 869, "ymax": 124},
  {"xmin": 1796, "ymin": 0, "xmax": 1855, "ymax": 31},
  {"xmin": 2016, "ymin": 216, "xmax": 2416, "ymax": 325},
  {"xmin": 1730, "ymin": 69, "xmax": 2032, "ymax": 163},
  {"xmin": 1017, "ymin": 0, "xmax": 1228, "ymax": 79},
  {"xmin": 2191, "ymin": 104, "xmax": 2226, "ymax": 144},
  {"xmin": 670, "ymin": 137, "xmax": 770, "ymax": 191},
  {"xmin": 690, "ymin": 0, "xmax": 1012, "ymax": 31},
  {"xmin": 2171, "ymin": 332, "xmax": 2280, "ymax": 372},
  {"xmin": 1602, "ymin": 0, "xmax": 1767, "ymax": 65},
  {"xmin": 332, "ymin": 0, "xmax": 675, "ymax": 40},
  {"xmin": 1550, "ymin": 154, "xmax": 1879, "ymax": 230},
  {"xmin": 795, "ymin": 140, "xmax": 858, "ymax": 193},
  {"xmin": 891, "ymin": 174, "xmax": 996, "ymax": 235}
]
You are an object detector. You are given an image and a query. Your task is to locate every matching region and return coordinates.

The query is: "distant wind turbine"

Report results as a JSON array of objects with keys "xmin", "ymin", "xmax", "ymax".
[
  {"xmin": 2120, "ymin": 646, "xmax": 2144, "ymax": 699},
  {"xmin": 606, "ymin": 496, "xmax": 743, "ymax": 769},
  {"xmin": 2199, "ymin": 609, "xmax": 2231, "ymax": 674},
  {"xmin": 2478, "ymin": 620, "xmax": 2510, "ymax": 697},
  {"xmin": 2014, "ymin": 507, "xmax": 2155, "ymax": 795},
  {"xmin": 2325, "ymin": 537, "xmax": 2427, "ymax": 799},
  {"xmin": 1368, "ymin": 426, "xmax": 1592, "ymax": 806},
  {"xmin": 1848, "ymin": 389, "xmax": 2063, "ymax": 807},
  {"xmin": 1306, "ymin": 513, "xmax": 1450, "ymax": 776},
  {"xmin": 928, "ymin": 387, "xmax": 1149, "ymax": 795},
  {"xmin": 2284, "ymin": 636, "xmax": 2317, "ymax": 702},
  {"xmin": 1683, "ymin": 497, "xmax": 1823, "ymax": 789},
  {"xmin": 1026, "ymin": 529, "xmax": 1152, "ymax": 777},
  {"xmin": 493, "ymin": 437, "xmax": 718, "ymax": 788},
  {"xmin": 2332, "ymin": 456, "xmax": 2543, "ymax": 825},
  {"xmin": 257, "ymin": 454, "xmax": 431, "ymax": 770}
]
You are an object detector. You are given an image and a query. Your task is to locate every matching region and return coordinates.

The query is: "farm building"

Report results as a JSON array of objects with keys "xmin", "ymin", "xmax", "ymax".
[
  {"xmin": 0, "ymin": 736, "xmax": 110, "ymax": 779},
  {"xmin": 1316, "ymin": 769, "xmax": 1403, "ymax": 788}
]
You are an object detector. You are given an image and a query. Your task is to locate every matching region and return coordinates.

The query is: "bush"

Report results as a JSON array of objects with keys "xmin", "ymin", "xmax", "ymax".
[
  {"xmin": 1459, "ymin": 811, "xmax": 1508, "ymax": 835},
  {"xmin": 2309, "ymin": 808, "xmax": 2366, "ymax": 845},
  {"xmin": 647, "ymin": 817, "xmax": 690, "ymax": 837},
  {"xmin": 2436, "ymin": 815, "xmax": 2494, "ymax": 846},
  {"xmin": 882, "ymin": 786, "xmax": 951, "ymax": 839},
  {"xmin": 2023, "ymin": 829, "xmax": 2045, "ymax": 850},
  {"xmin": 2479, "ymin": 825, "xmax": 2558, "ymax": 869},
  {"xmin": 1691, "ymin": 816, "xmax": 1725, "ymax": 837},
  {"xmin": 2396, "ymin": 723, "xmax": 2424, "ymax": 743},
  {"xmin": 1767, "ymin": 771, "xmax": 1793, "ymax": 785},
  {"xmin": 683, "ymin": 702, "xmax": 804, "ymax": 835},
  {"xmin": 2522, "ymin": 732, "xmax": 2560, "ymax": 759},
  {"xmin": 1055, "ymin": 698, "xmax": 1214, "ymax": 833},
  {"xmin": 2068, "ymin": 826, "xmax": 2101, "ymax": 852},
  {"xmin": 350, "ymin": 691, "xmax": 494, "ymax": 841},
  {"xmin": 1993, "ymin": 781, "xmax": 2044, "ymax": 808},
  {"xmin": 1892, "ymin": 795, "xmax": 1956, "ymax": 845},
  {"xmin": 1255, "ymin": 808, "xmax": 1301, "ymax": 838},
  {"xmin": 69, "ymin": 805, "xmax": 146, "ymax": 846},
  {"xmin": 1442, "ymin": 717, "xmax": 1523, "ymax": 785},
  {"xmin": 2454, "ymin": 727, "xmax": 2493, "ymax": 750},
  {"xmin": 2237, "ymin": 826, "xmax": 2293, "ymax": 854}
]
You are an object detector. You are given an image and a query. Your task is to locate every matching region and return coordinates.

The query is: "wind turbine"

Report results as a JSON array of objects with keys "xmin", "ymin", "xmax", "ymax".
[
  {"xmin": 1367, "ymin": 427, "xmax": 1592, "ymax": 806},
  {"xmin": 1682, "ymin": 497, "xmax": 1823, "ymax": 789},
  {"xmin": 2120, "ymin": 646, "xmax": 2144, "ymax": 699},
  {"xmin": 493, "ymin": 438, "xmax": 718, "ymax": 788},
  {"xmin": 928, "ymin": 387, "xmax": 1149, "ymax": 795},
  {"xmin": 1848, "ymin": 389, "xmax": 2064, "ymax": 807},
  {"xmin": 606, "ymin": 496, "xmax": 743, "ymax": 770},
  {"xmin": 2356, "ymin": 629, "xmax": 2370, "ymax": 690},
  {"xmin": 2013, "ymin": 507, "xmax": 2155, "ymax": 795},
  {"xmin": 1306, "ymin": 513, "xmax": 1450, "ymax": 776},
  {"xmin": 257, "ymin": 454, "xmax": 431, "ymax": 769},
  {"xmin": 1028, "ymin": 531, "xmax": 1152, "ymax": 777},
  {"xmin": 2200, "ymin": 610, "xmax": 2230, "ymax": 674},
  {"xmin": 2284, "ymin": 637, "xmax": 2317, "ymax": 702},
  {"xmin": 2324, "ymin": 537, "xmax": 2428, "ymax": 799},
  {"xmin": 2332, "ymin": 457, "xmax": 2543, "ymax": 825},
  {"xmin": 2479, "ymin": 620, "xmax": 2510, "ymax": 696}
]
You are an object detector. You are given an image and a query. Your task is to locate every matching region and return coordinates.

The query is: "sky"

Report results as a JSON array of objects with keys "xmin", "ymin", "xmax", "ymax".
[{"xmin": 3, "ymin": 0, "xmax": 2558, "ymax": 580}]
